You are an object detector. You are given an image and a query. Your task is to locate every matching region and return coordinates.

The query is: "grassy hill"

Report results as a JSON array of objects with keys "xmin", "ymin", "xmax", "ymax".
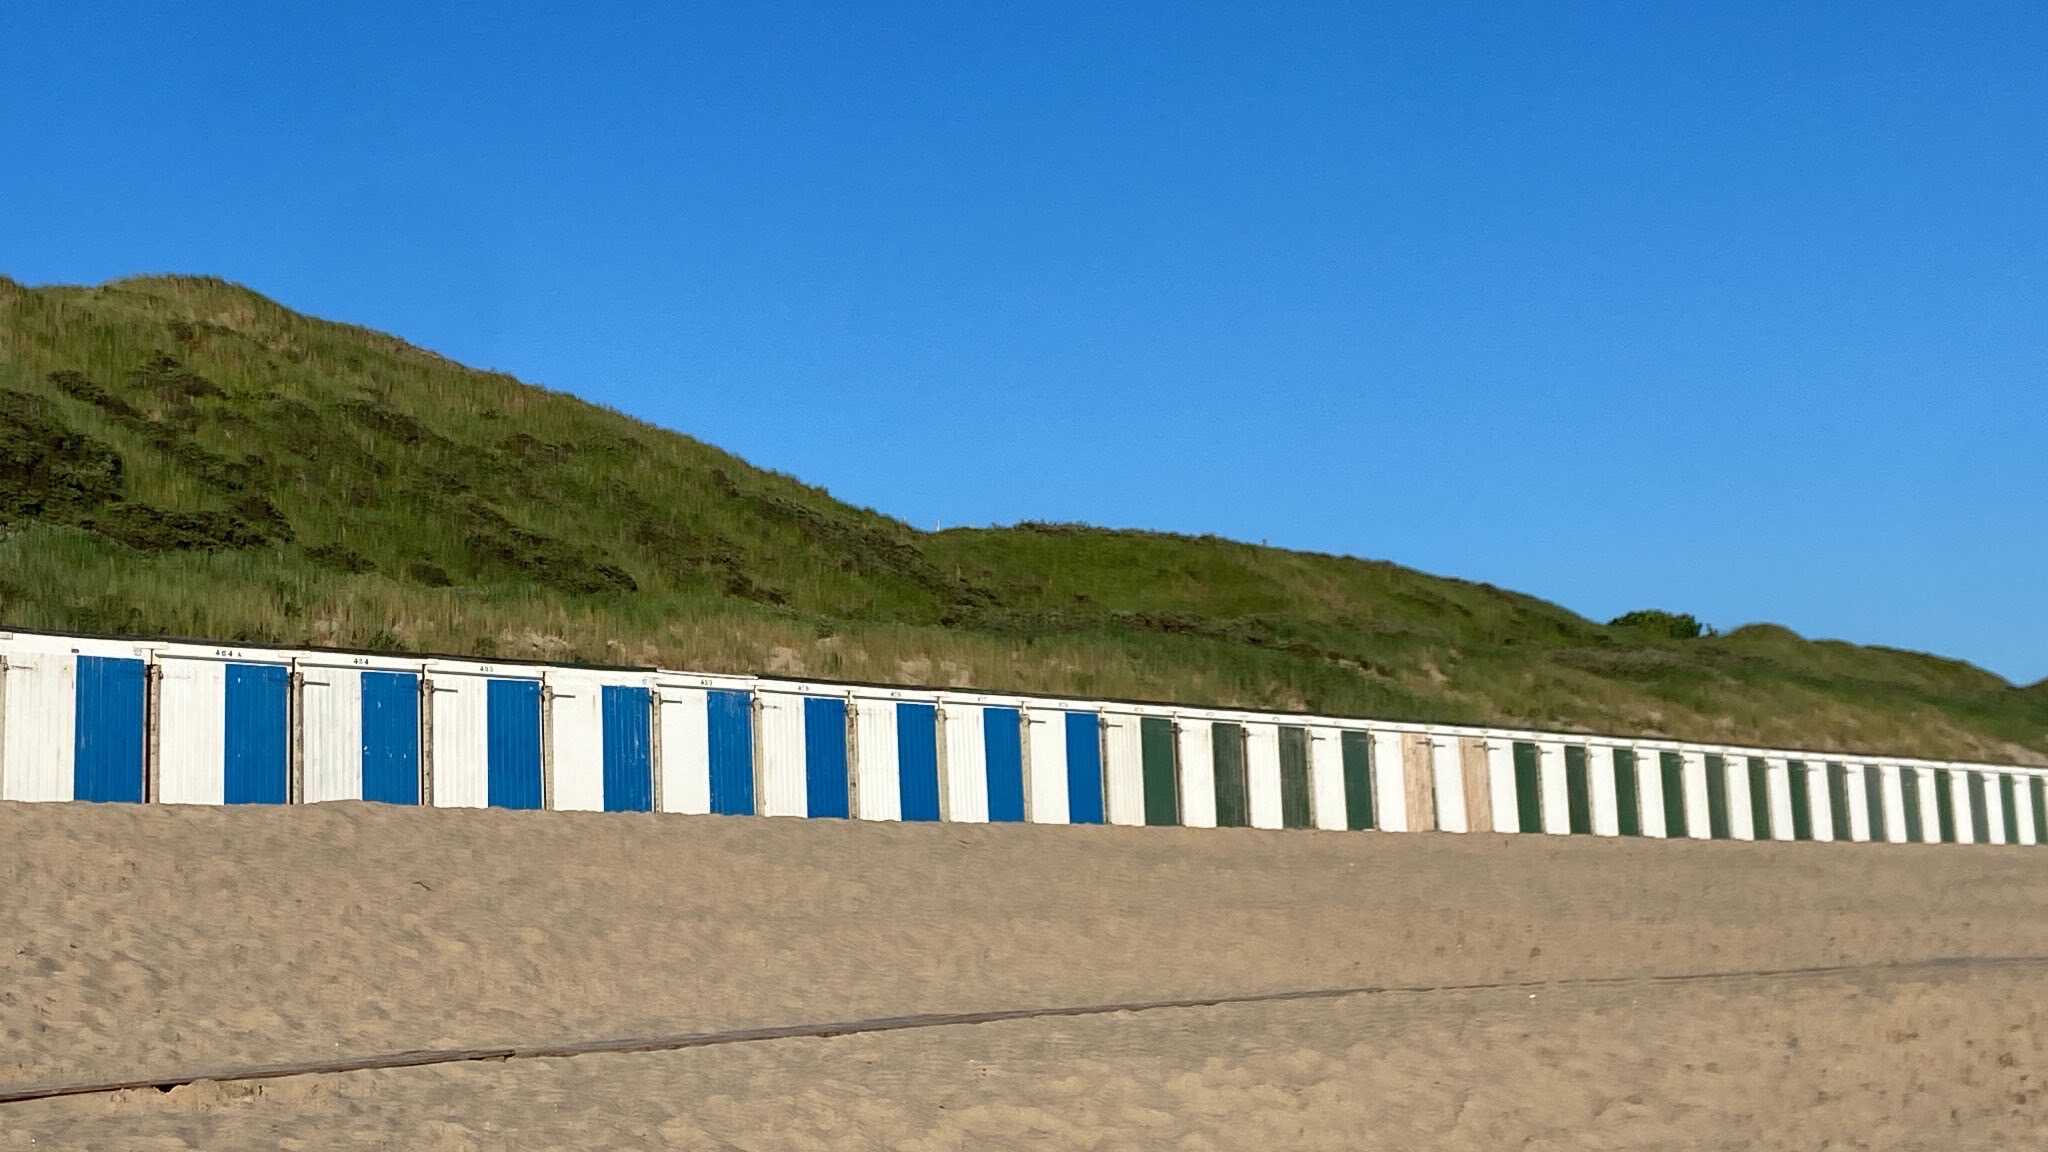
[{"xmin": 3, "ymin": 274, "xmax": 2042, "ymax": 764}]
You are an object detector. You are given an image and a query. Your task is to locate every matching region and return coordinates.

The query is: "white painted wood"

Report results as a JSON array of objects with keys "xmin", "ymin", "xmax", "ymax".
[
  {"xmin": 1680, "ymin": 750, "xmax": 1711, "ymax": 840},
  {"xmin": 1914, "ymin": 768, "xmax": 1942, "ymax": 843},
  {"xmin": 658, "ymin": 687, "xmax": 711, "ymax": 815},
  {"xmin": 428, "ymin": 673, "xmax": 489, "ymax": 809},
  {"xmin": 1246, "ymin": 722, "xmax": 1283, "ymax": 830},
  {"xmin": 1726, "ymin": 754, "xmax": 1755, "ymax": 840},
  {"xmin": 1484, "ymin": 740, "xmax": 1518, "ymax": 833},
  {"xmin": 1948, "ymin": 770, "xmax": 1975, "ymax": 843},
  {"xmin": 1538, "ymin": 740, "xmax": 1569, "ymax": 836},
  {"xmin": 1101, "ymin": 713, "xmax": 1145, "ymax": 826},
  {"xmin": 1309, "ymin": 728, "xmax": 1347, "ymax": 831},
  {"xmin": 1589, "ymin": 745, "xmax": 1620, "ymax": 836},
  {"xmin": 1981, "ymin": 771, "xmax": 2007, "ymax": 845},
  {"xmin": 1636, "ymin": 748, "xmax": 1668, "ymax": 838},
  {"xmin": 1844, "ymin": 764, "xmax": 1872, "ymax": 843},
  {"xmin": 939, "ymin": 702, "xmax": 988, "ymax": 824},
  {"xmin": 1176, "ymin": 718, "xmax": 1217, "ymax": 829},
  {"xmin": 1430, "ymin": 736, "xmax": 1468, "ymax": 833},
  {"xmin": 1372, "ymin": 730, "xmax": 1408, "ymax": 832},
  {"xmin": 300, "ymin": 665, "xmax": 362, "ymax": 803},
  {"xmin": 1765, "ymin": 757, "xmax": 1795, "ymax": 841},
  {"xmin": 0, "ymin": 649, "xmax": 74, "ymax": 802},
  {"xmin": 1022, "ymin": 706, "xmax": 1069, "ymax": 824},
  {"xmin": 2012, "ymin": 773, "xmax": 2038, "ymax": 846},
  {"xmin": 1880, "ymin": 765, "xmax": 1909, "ymax": 844},
  {"xmin": 547, "ymin": 672, "xmax": 607, "ymax": 813},
  {"xmin": 851, "ymin": 698, "xmax": 900, "ymax": 821},
  {"xmin": 754, "ymin": 691, "xmax": 808, "ymax": 818},
  {"xmin": 156, "ymin": 656, "xmax": 226, "ymax": 806},
  {"xmin": 1805, "ymin": 763, "xmax": 1835, "ymax": 842}
]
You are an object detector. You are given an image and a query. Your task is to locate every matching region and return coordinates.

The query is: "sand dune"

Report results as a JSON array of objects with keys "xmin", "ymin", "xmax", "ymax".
[{"xmin": 4, "ymin": 800, "xmax": 2047, "ymax": 1146}]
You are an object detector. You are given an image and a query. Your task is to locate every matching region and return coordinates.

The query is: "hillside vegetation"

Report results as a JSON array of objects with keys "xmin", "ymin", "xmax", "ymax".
[{"xmin": 2, "ymin": 275, "xmax": 2042, "ymax": 763}]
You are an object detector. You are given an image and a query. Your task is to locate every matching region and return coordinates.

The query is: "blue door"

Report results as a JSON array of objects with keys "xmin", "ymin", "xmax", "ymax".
[
  {"xmin": 361, "ymin": 671, "xmax": 420, "ymax": 805},
  {"xmin": 804, "ymin": 697, "xmax": 849, "ymax": 818},
  {"xmin": 707, "ymin": 689, "xmax": 754, "ymax": 815},
  {"xmin": 1064, "ymin": 711, "xmax": 1104, "ymax": 824},
  {"xmin": 897, "ymin": 702, "xmax": 940, "ymax": 822},
  {"xmin": 224, "ymin": 663, "xmax": 289, "ymax": 804},
  {"xmin": 73, "ymin": 656, "xmax": 145, "ymax": 803},
  {"xmin": 984, "ymin": 707, "xmax": 1025, "ymax": 823},
  {"xmin": 486, "ymin": 679, "xmax": 543, "ymax": 810},
  {"xmin": 602, "ymin": 685, "xmax": 653, "ymax": 813}
]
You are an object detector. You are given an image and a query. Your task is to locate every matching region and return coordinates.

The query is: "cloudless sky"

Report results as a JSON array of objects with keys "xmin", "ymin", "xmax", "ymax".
[{"xmin": 4, "ymin": 3, "xmax": 2044, "ymax": 681}]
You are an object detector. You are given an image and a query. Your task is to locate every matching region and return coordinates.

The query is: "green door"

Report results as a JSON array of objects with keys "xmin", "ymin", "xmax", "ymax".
[
  {"xmin": 1661, "ymin": 752, "xmax": 1688, "ymax": 838},
  {"xmin": 2033, "ymin": 777, "xmax": 2047, "ymax": 845},
  {"xmin": 1998, "ymin": 774, "xmax": 2018, "ymax": 844},
  {"xmin": 1564, "ymin": 746, "xmax": 1592, "ymax": 834},
  {"xmin": 1747, "ymin": 758, "xmax": 1772, "ymax": 840},
  {"xmin": 1212, "ymin": 723, "xmax": 1249, "ymax": 828},
  {"xmin": 1967, "ymin": 772, "xmax": 1989, "ymax": 844},
  {"xmin": 1140, "ymin": 716, "xmax": 1179, "ymax": 826},
  {"xmin": 1341, "ymin": 730, "xmax": 1374, "ymax": 830},
  {"xmin": 1864, "ymin": 767, "xmax": 1888, "ymax": 843},
  {"xmin": 1512, "ymin": 742, "xmax": 1543, "ymax": 833},
  {"xmin": 1704, "ymin": 754, "xmax": 1731, "ymax": 839},
  {"xmin": 1278, "ymin": 726, "xmax": 1312, "ymax": 830},
  {"xmin": 1614, "ymin": 750, "xmax": 1642, "ymax": 837},
  {"xmin": 1790, "ymin": 762, "xmax": 1814, "ymax": 841},
  {"xmin": 1901, "ymin": 768, "xmax": 1924, "ymax": 843},
  {"xmin": 1826, "ymin": 763, "xmax": 1852, "ymax": 840},
  {"xmin": 1935, "ymin": 769, "xmax": 1957, "ymax": 843}
]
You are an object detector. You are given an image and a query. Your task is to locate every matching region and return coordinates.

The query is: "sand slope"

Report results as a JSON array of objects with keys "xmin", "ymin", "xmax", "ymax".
[{"xmin": 5, "ymin": 801, "xmax": 2048, "ymax": 1146}]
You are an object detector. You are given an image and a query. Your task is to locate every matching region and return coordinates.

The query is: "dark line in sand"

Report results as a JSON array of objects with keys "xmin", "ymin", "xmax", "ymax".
[{"xmin": 4, "ymin": 953, "xmax": 2043, "ymax": 1106}]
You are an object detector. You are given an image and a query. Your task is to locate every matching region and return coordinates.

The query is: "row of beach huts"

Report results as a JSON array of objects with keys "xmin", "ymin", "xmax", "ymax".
[{"xmin": 2, "ymin": 627, "xmax": 2044, "ymax": 846}]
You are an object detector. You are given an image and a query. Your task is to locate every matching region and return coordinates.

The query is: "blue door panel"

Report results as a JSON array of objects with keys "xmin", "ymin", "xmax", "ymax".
[
  {"xmin": 602, "ymin": 685, "xmax": 653, "ymax": 813},
  {"xmin": 224, "ymin": 663, "xmax": 289, "ymax": 805},
  {"xmin": 486, "ymin": 679, "xmax": 543, "ymax": 810},
  {"xmin": 897, "ymin": 702, "xmax": 940, "ymax": 822},
  {"xmin": 707, "ymin": 689, "xmax": 754, "ymax": 815},
  {"xmin": 984, "ymin": 706, "xmax": 1025, "ymax": 823},
  {"xmin": 73, "ymin": 656, "xmax": 145, "ymax": 803},
  {"xmin": 804, "ymin": 697, "xmax": 850, "ymax": 818},
  {"xmin": 361, "ymin": 671, "xmax": 420, "ymax": 805},
  {"xmin": 1064, "ymin": 711, "xmax": 1104, "ymax": 825}
]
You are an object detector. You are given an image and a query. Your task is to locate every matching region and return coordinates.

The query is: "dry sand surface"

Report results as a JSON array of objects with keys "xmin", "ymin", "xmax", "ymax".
[{"xmin": 4, "ymin": 800, "xmax": 2048, "ymax": 1147}]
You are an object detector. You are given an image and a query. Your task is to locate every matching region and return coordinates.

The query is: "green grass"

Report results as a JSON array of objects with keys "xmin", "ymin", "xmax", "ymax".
[{"xmin": 3, "ymin": 274, "xmax": 2044, "ymax": 763}]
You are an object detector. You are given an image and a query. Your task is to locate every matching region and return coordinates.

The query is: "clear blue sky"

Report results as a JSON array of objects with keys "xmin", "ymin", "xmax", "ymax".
[{"xmin": 4, "ymin": 3, "xmax": 2044, "ymax": 682}]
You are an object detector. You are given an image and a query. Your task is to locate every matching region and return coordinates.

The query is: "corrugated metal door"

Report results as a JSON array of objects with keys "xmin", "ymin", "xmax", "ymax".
[
  {"xmin": 1309, "ymin": 730, "xmax": 1347, "ymax": 831},
  {"xmin": 804, "ymin": 697, "xmax": 849, "ymax": 818},
  {"xmin": 74, "ymin": 656, "xmax": 145, "ymax": 803},
  {"xmin": 707, "ymin": 689, "xmax": 754, "ymax": 816},
  {"xmin": 1564, "ymin": 746, "xmax": 1592, "ymax": 834},
  {"xmin": 1340, "ymin": 730, "xmax": 1373, "ymax": 830},
  {"xmin": 1277, "ymin": 726, "xmax": 1311, "ymax": 830},
  {"xmin": 982, "ymin": 706, "xmax": 1024, "ymax": 823},
  {"xmin": 362, "ymin": 671, "xmax": 420, "ymax": 804},
  {"xmin": 3, "ymin": 650, "xmax": 74, "ymax": 802},
  {"xmin": 896, "ymin": 701, "xmax": 940, "ymax": 822},
  {"xmin": 1613, "ymin": 750, "xmax": 1641, "ymax": 836},
  {"xmin": 486, "ymin": 679, "xmax": 543, "ymax": 810},
  {"xmin": 224, "ymin": 663, "xmax": 288, "ymax": 805},
  {"xmin": 602, "ymin": 685, "xmax": 653, "ymax": 813},
  {"xmin": 1140, "ymin": 716, "xmax": 1178, "ymax": 826},
  {"xmin": 1023, "ymin": 708, "xmax": 1069, "ymax": 824},
  {"xmin": 1212, "ymin": 722, "xmax": 1249, "ymax": 828},
  {"xmin": 1064, "ymin": 712, "xmax": 1104, "ymax": 825}
]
